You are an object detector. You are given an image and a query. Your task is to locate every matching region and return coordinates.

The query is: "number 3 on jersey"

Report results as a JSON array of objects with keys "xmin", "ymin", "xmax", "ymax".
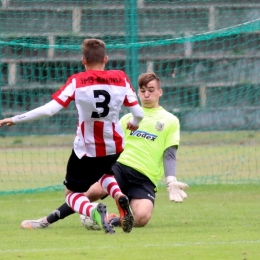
[{"xmin": 91, "ymin": 90, "xmax": 111, "ymax": 118}]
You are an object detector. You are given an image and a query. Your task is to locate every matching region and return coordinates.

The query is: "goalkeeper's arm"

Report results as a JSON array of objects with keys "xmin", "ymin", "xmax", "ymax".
[{"xmin": 164, "ymin": 146, "xmax": 188, "ymax": 202}]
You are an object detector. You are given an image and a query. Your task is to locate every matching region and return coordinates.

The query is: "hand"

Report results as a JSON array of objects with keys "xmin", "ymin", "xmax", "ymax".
[
  {"xmin": 0, "ymin": 118, "xmax": 15, "ymax": 128},
  {"xmin": 166, "ymin": 177, "xmax": 188, "ymax": 202},
  {"xmin": 126, "ymin": 121, "xmax": 139, "ymax": 131}
]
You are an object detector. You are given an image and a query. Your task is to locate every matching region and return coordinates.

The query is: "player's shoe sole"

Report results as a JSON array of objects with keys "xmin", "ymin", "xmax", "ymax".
[
  {"xmin": 116, "ymin": 194, "xmax": 134, "ymax": 233},
  {"xmin": 92, "ymin": 203, "xmax": 115, "ymax": 234},
  {"xmin": 20, "ymin": 218, "xmax": 49, "ymax": 229},
  {"xmin": 108, "ymin": 213, "xmax": 121, "ymax": 227}
]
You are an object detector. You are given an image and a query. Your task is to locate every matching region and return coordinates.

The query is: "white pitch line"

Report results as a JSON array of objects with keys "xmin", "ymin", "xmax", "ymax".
[{"xmin": 1, "ymin": 240, "xmax": 260, "ymax": 253}]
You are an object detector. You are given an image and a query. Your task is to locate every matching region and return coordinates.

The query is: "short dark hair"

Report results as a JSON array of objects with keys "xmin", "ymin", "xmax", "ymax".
[
  {"xmin": 81, "ymin": 38, "xmax": 106, "ymax": 64},
  {"xmin": 137, "ymin": 72, "xmax": 161, "ymax": 89}
]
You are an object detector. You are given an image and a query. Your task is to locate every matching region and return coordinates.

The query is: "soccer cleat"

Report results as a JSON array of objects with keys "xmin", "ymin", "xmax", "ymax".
[
  {"xmin": 115, "ymin": 194, "xmax": 134, "ymax": 233},
  {"xmin": 21, "ymin": 218, "xmax": 50, "ymax": 229},
  {"xmin": 91, "ymin": 203, "xmax": 115, "ymax": 234},
  {"xmin": 108, "ymin": 213, "xmax": 121, "ymax": 227},
  {"xmin": 109, "ymin": 217, "xmax": 121, "ymax": 227}
]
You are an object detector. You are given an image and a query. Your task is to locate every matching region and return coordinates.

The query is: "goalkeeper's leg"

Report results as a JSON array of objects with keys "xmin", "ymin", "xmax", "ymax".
[
  {"xmin": 130, "ymin": 198, "xmax": 153, "ymax": 227},
  {"xmin": 104, "ymin": 198, "xmax": 154, "ymax": 228},
  {"xmin": 111, "ymin": 162, "xmax": 155, "ymax": 227}
]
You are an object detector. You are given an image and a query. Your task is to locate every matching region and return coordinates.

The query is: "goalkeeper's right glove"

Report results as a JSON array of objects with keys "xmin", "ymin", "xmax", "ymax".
[{"xmin": 166, "ymin": 176, "xmax": 188, "ymax": 203}]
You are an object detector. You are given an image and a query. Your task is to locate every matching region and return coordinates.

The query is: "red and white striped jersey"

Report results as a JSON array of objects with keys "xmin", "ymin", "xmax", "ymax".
[{"xmin": 52, "ymin": 70, "xmax": 140, "ymax": 158}]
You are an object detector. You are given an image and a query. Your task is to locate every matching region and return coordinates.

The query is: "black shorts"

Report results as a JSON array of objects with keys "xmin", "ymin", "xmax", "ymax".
[
  {"xmin": 64, "ymin": 149, "xmax": 121, "ymax": 192},
  {"xmin": 112, "ymin": 162, "xmax": 156, "ymax": 205}
]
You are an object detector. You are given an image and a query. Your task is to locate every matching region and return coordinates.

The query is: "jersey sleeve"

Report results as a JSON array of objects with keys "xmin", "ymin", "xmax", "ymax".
[
  {"xmin": 12, "ymin": 100, "xmax": 63, "ymax": 124},
  {"xmin": 52, "ymin": 75, "xmax": 76, "ymax": 107},
  {"xmin": 128, "ymin": 104, "xmax": 144, "ymax": 125}
]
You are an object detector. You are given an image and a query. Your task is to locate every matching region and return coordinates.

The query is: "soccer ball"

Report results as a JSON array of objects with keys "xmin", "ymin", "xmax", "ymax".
[{"xmin": 80, "ymin": 215, "xmax": 101, "ymax": 230}]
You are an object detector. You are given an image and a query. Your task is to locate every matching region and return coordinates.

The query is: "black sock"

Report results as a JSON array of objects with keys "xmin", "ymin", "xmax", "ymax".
[{"xmin": 46, "ymin": 203, "xmax": 75, "ymax": 224}]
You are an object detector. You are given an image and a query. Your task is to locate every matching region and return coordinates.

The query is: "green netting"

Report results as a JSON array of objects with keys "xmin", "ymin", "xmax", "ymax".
[{"xmin": 0, "ymin": 0, "xmax": 259, "ymax": 194}]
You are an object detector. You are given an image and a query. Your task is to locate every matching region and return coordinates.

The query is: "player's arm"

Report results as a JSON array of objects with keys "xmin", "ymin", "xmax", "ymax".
[
  {"xmin": 164, "ymin": 146, "xmax": 188, "ymax": 202},
  {"xmin": 127, "ymin": 104, "xmax": 144, "ymax": 131},
  {"xmin": 123, "ymin": 74, "xmax": 144, "ymax": 131},
  {"xmin": 0, "ymin": 100, "xmax": 63, "ymax": 127}
]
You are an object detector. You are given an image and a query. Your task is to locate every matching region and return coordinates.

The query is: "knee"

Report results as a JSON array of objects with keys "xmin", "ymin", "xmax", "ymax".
[
  {"xmin": 130, "ymin": 199, "xmax": 154, "ymax": 227},
  {"xmin": 83, "ymin": 182, "xmax": 107, "ymax": 202},
  {"xmin": 133, "ymin": 212, "xmax": 152, "ymax": 227}
]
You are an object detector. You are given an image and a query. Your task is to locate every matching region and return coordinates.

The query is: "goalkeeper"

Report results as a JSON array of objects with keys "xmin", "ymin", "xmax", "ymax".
[{"xmin": 20, "ymin": 72, "xmax": 188, "ymax": 229}]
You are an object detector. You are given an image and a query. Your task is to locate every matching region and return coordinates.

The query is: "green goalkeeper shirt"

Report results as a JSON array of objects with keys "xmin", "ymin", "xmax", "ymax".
[{"xmin": 118, "ymin": 106, "xmax": 180, "ymax": 189}]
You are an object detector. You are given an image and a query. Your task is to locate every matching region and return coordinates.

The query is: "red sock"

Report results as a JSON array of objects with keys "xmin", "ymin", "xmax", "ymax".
[
  {"xmin": 66, "ymin": 192, "xmax": 97, "ymax": 217},
  {"xmin": 98, "ymin": 174, "xmax": 122, "ymax": 199}
]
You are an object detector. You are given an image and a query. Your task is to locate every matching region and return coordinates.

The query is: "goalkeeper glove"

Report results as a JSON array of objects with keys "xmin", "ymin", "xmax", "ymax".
[{"xmin": 166, "ymin": 176, "xmax": 188, "ymax": 202}]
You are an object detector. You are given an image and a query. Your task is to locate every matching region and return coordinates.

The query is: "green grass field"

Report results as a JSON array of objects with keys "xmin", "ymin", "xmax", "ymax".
[
  {"xmin": 0, "ymin": 185, "xmax": 260, "ymax": 260},
  {"xmin": 0, "ymin": 131, "xmax": 259, "ymax": 259}
]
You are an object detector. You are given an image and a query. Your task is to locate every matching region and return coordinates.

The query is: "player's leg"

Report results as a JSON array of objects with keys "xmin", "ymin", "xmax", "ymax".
[
  {"xmin": 83, "ymin": 182, "xmax": 122, "ymax": 227},
  {"xmin": 94, "ymin": 199, "xmax": 154, "ymax": 228},
  {"xmin": 99, "ymin": 174, "xmax": 134, "ymax": 233},
  {"xmin": 20, "ymin": 182, "xmax": 75, "ymax": 229},
  {"xmin": 83, "ymin": 182, "xmax": 108, "ymax": 201},
  {"xmin": 66, "ymin": 192, "xmax": 114, "ymax": 234},
  {"xmin": 21, "ymin": 149, "xmax": 114, "ymax": 233},
  {"xmin": 113, "ymin": 162, "xmax": 156, "ymax": 228},
  {"xmin": 130, "ymin": 198, "xmax": 154, "ymax": 227},
  {"xmin": 21, "ymin": 193, "xmax": 113, "ymax": 233},
  {"xmin": 98, "ymin": 160, "xmax": 134, "ymax": 233},
  {"xmin": 107, "ymin": 197, "xmax": 154, "ymax": 228},
  {"xmin": 63, "ymin": 150, "xmax": 115, "ymax": 234},
  {"xmin": 21, "ymin": 183, "xmax": 107, "ymax": 230},
  {"xmin": 44, "ymin": 188, "xmax": 75, "ymax": 226}
]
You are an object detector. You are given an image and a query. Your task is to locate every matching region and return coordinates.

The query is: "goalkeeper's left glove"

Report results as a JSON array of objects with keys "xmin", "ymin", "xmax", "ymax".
[{"xmin": 166, "ymin": 176, "xmax": 188, "ymax": 203}]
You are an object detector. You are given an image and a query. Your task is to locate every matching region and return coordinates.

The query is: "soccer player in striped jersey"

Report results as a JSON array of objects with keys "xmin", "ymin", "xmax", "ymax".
[{"xmin": 0, "ymin": 38, "xmax": 144, "ymax": 234}]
